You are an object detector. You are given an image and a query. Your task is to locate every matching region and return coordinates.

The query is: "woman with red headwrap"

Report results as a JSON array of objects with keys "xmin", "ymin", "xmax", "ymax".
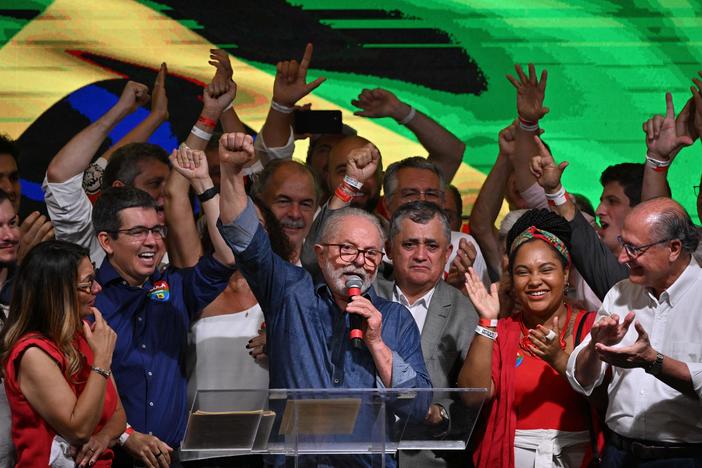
[{"xmin": 458, "ymin": 209, "xmax": 602, "ymax": 468}]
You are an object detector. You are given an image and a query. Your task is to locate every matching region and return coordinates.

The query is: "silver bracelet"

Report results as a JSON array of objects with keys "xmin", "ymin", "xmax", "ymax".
[
  {"xmin": 90, "ymin": 365, "xmax": 111, "ymax": 379},
  {"xmin": 398, "ymin": 106, "xmax": 416, "ymax": 125},
  {"xmin": 270, "ymin": 100, "xmax": 294, "ymax": 114}
]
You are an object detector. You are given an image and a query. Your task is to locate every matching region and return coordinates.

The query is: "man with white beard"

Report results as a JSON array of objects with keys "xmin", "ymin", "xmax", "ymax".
[{"xmin": 216, "ymin": 132, "xmax": 432, "ymax": 468}]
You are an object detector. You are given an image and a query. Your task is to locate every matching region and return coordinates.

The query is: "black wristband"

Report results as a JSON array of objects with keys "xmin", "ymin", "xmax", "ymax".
[{"xmin": 197, "ymin": 186, "xmax": 218, "ymax": 204}]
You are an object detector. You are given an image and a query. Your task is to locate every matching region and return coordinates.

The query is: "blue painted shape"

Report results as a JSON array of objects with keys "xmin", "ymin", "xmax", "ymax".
[{"xmin": 22, "ymin": 84, "xmax": 179, "ymax": 202}]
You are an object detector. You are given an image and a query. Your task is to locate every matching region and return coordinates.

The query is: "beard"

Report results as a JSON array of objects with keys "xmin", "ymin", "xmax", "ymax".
[{"xmin": 320, "ymin": 260, "xmax": 375, "ymax": 298}]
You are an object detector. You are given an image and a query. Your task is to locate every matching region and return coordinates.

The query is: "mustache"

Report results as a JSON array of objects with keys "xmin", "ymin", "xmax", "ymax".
[{"xmin": 280, "ymin": 218, "xmax": 305, "ymax": 229}]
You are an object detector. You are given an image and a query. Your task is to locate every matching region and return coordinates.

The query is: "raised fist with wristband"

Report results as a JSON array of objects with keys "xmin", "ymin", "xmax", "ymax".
[{"xmin": 329, "ymin": 143, "xmax": 380, "ymax": 209}]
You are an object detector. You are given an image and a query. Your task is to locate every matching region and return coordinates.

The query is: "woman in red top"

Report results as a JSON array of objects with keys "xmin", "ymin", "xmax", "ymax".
[
  {"xmin": 0, "ymin": 240, "xmax": 124, "ymax": 467},
  {"xmin": 458, "ymin": 209, "xmax": 599, "ymax": 468}
]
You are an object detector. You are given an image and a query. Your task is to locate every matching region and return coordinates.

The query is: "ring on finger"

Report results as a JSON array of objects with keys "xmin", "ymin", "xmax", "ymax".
[{"xmin": 544, "ymin": 329, "xmax": 557, "ymax": 342}]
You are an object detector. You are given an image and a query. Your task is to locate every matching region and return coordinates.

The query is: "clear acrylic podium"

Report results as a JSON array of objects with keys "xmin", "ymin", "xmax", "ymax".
[{"xmin": 180, "ymin": 388, "xmax": 487, "ymax": 466}]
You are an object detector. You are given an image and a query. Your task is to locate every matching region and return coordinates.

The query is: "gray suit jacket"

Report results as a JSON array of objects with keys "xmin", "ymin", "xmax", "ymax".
[{"xmin": 374, "ymin": 271, "xmax": 478, "ymax": 468}]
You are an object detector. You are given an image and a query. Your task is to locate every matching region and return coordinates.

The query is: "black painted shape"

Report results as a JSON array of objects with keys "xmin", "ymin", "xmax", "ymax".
[{"xmin": 153, "ymin": 0, "xmax": 487, "ymax": 94}]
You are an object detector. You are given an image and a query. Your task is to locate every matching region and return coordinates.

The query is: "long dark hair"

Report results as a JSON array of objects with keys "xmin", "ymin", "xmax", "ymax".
[{"xmin": 0, "ymin": 240, "xmax": 89, "ymax": 380}]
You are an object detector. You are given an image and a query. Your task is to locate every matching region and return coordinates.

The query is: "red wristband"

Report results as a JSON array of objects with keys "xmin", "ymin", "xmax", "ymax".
[
  {"xmin": 479, "ymin": 318, "xmax": 498, "ymax": 328},
  {"xmin": 197, "ymin": 115, "xmax": 217, "ymax": 129},
  {"xmin": 334, "ymin": 185, "xmax": 354, "ymax": 203}
]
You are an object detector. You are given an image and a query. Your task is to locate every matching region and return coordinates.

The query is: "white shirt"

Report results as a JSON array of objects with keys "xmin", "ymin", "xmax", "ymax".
[
  {"xmin": 43, "ymin": 173, "xmax": 105, "ymax": 266},
  {"xmin": 392, "ymin": 285, "xmax": 436, "ymax": 333},
  {"xmin": 566, "ymin": 257, "xmax": 702, "ymax": 443},
  {"xmin": 448, "ymin": 231, "xmax": 491, "ymax": 288}
]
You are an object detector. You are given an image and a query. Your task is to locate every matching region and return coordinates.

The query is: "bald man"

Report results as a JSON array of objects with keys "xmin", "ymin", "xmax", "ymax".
[{"xmin": 567, "ymin": 198, "xmax": 702, "ymax": 467}]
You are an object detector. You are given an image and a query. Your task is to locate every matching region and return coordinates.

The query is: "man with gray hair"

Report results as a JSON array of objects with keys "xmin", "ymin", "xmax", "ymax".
[
  {"xmin": 566, "ymin": 198, "xmax": 702, "ymax": 466},
  {"xmin": 375, "ymin": 201, "xmax": 479, "ymax": 467},
  {"xmin": 216, "ymin": 132, "xmax": 431, "ymax": 467},
  {"xmin": 379, "ymin": 156, "xmax": 490, "ymax": 287}
]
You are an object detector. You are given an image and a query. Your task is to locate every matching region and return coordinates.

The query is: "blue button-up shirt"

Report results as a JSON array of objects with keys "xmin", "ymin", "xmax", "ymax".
[
  {"xmin": 218, "ymin": 200, "xmax": 432, "ymax": 466},
  {"xmin": 96, "ymin": 255, "xmax": 233, "ymax": 446}
]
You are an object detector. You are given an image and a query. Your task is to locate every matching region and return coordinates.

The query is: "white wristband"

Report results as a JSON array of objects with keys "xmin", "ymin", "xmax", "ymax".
[
  {"xmin": 271, "ymin": 100, "xmax": 294, "ymax": 114},
  {"xmin": 118, "ymin": 424, "xmax": 133, "ymax": 446},
  {"xmin": 190, "ymin": 125, "xmax": 213, "ymax": 141},
  {"xmin": 475, "ymin": 325, "xmax": 498, "ymax": 341},
  {"xmin": 223, "ymin": 100, "xmax": 234, "ymax": 112},
  {"xmin": 397, "ymin": 106, "xmax": 416, "ymax": 125},
  {"xmin": 518, "ymin": 120, "xmax": 540, "ymax": 132},
  {"xmin": 545, "ymin": 185, "xmax": 568, "ymax": 207},
  {"xmin": 645, "ymin": 154, "xmax": 671, "ymax": 171},
  {"xmin": 343, "ymin": 175, "xmax": 363, "ymax": 190}
]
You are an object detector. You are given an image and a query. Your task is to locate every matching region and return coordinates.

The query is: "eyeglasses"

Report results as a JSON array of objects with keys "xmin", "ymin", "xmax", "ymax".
[
  {"xmin": 617, "ymin": 236, "xmax": 671, "ymax": 258},
  {"xmin": 694, "ymin": 185, "xmax": 700, "ymax": 197},
  {"xmin": 109, "ymin": 225, "xmax": 168, "ymax": 241},
  {"xmin": 322, "ymin": 243, "xmax": 383, "ymax": 267},
  {"xmin": 77, "ymin": 278, "xmax": 96, "ymax": 294},
  {"xmin": 397, "ymin": 188, "xmax": 445, "ymax": 203}
]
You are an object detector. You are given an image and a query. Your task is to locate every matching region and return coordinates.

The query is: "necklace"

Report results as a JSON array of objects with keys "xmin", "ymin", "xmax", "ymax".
[{"xmin": 518, "ymin": 304, "xmax": 572, "ymax": 355}]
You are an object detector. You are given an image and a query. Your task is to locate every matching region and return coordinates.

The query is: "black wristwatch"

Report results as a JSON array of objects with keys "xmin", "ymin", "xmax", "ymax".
[{"xmin": 644, "ymin": 351, "xmax": 664, "ymax": 376}]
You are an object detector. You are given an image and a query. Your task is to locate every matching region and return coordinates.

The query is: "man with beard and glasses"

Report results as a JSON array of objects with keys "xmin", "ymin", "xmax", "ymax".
[{"xmin": 217, "ymin": 132, "xmax": 431, "ymax": 468}]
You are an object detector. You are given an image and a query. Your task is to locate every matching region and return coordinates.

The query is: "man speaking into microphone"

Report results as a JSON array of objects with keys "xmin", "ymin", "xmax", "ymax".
[{"xmin": 216, "ymin": 132, "xmax": 431, "ymax": 467}]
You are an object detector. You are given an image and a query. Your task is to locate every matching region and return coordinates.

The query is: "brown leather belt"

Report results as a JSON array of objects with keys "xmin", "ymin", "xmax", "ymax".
[{"xmin": 608, "ymin": 431, "xmax": 702, "ymax": 460}]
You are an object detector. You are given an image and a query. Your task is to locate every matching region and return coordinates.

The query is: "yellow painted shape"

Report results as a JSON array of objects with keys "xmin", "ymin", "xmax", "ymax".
[{"xmin": 0, "ymin": 0, "xmax": 508, "ymax": 221}]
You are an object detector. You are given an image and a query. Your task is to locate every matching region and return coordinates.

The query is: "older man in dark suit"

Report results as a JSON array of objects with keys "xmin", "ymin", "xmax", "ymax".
[{"xmin": 375, "ymin": 200, "xmax": 479, "ymax": 467}]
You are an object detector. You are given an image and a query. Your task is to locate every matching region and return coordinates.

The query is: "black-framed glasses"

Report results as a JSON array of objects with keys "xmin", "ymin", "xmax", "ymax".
[
  {"xmin": 694, "ymin": 185, "xmax": 700, "ymax": 197},
  {"xmin": 77, "ymin": 278, "xmax": 95, "ymax": 293},
  {"xmin": 397, "ymin": 188, "xmax": 445, "ymax": 203},
  {"xmin": 109, "ymin": 225, "xmax": 167, "ymax": 241},
  {"xmin": 321, "ymin": 243, "xmax": 383, "ymax": 266},
  {"xmin": 617, "ymin": 236, "xmax": 671, "ymax": 258}
]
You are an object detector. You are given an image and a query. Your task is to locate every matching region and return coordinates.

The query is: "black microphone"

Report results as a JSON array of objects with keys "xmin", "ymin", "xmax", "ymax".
[{"xmin": 345, "ymin": 275, "xmax": 364, "ymax": 349}]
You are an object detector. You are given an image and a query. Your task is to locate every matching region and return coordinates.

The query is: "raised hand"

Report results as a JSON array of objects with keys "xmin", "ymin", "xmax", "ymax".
[
  {"xmin": 644, "ymin": 92, "xmax": 694, "ymax": 161},
  {"xmin": 506, "ymin": 64, "xmax": 549, "ymax": 122},
  {"xmin": 203, "ymin": 79, "xmax": 237, "ymax": 115},
  {"xmin": 273, "ymin": 43, "xmax": 326, "ymax": 107},
  {"xmin": 219, "ymin": 132, "xmax": 255, "ymax": 169},
  {"xmin": 446, "ymin": 238, "xmax": 477, "ymax": 293},
  {"xmin": 346, "ymin": 143, "xmax": 380, "ymax": 184},
  {"xmin": 83, "ymin": 307, "xmax": 117, "ymax": 371},
  {"xmin": 589, "ymin": 311, "xmax": 634, "ymax": 348},
  {"xmin": 595, "ymin": 321, "xmax": 657, "ymax": 369},
  {"xmin": 351, "ymin": 88, "xmax": 408, "ymax": 121},
  {"xmin": 691, "ymin": 71, "xmax": 702, "ymax": 139},
  {"xmin": 529, "ymin": 136, "xmax": 568, "ymax": 192},
  {"xmin": 169, "ymin": 145, "xmax": 209, "ymax": 181},
  {"xmin": 115, "ymin": 81, "xmax": 150, "ymax": 115},
  {"xmin": 208, "ymin": 49, "xmax": 234, "ymax": 97},
  {"xmin": 151, "ymin": 62, "xmax": 169, "ymax": 120},
  {"xmin": 497, "ymin": 123, "xmax": 517, "ymax": 158},
  {"xmin": 17, "ymin": 212, "xmax": 53, "ymax": 263},
  {"xmin": 463, "ymin": 267, "xmax": 500, "ymax": 320}
]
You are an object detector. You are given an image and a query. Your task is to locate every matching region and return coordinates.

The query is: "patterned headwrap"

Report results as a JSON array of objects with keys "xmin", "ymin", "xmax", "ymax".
[{"xmin": 510, "ymin": 225, "xmax": 571, "ymax": 268}]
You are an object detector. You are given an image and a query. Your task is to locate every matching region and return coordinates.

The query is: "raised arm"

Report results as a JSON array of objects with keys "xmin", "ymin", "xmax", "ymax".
[
  {"xmin": 46, "ymin": 81, "xmax": 150, "ymax": 183},
  {"xmin": 101, "ymin": 64, "xmax": 170, "ymax": 163},
  {"xmin": 530, "ymin": 137, "xmax": 628, "ymax": 298},
  {"xmin": 641, "ymin": 92, "xmax": 696, "ymax": 201},
  {"xmin": 352, "ymin": 88, "xmax": 465, "ymax": 181},
  {"xmin": 457, "ymin": 268, "xmax": 499, "ymax": 404},
  {"xmin": 219, "ymin": 133, "xmax": 256, "ymax": 225},
  {"xmin": 507, "ymin": 63, "xmax": 549, "ymax": 194},
  {"xmin": 259, "ymin": 43, "xmax": 326, "ymax": 151},
  {"xmin": 468, "ymin": 123, "xmax": 517, "ymax": 280},
  {"xmin": 170, "ymin": 145, "xmax": 235, "ymax": 266},
  {"xmin": 208, "ymin": 49, "xmax": 247, "ymax": 134},
  {"xmin": 164, "ymin": 64, "xmax": 237, "ymax": 267}
]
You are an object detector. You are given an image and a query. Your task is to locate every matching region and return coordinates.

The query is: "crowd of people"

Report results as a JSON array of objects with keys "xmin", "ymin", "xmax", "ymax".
[{"xmin": 0, "ymin": 44, "xmax": 700, "ymax": 468}]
